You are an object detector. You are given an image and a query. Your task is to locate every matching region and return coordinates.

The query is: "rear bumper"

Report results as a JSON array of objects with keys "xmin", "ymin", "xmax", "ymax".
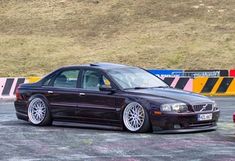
[
  {"xmin": 15, "ymin": 100, "xmax": 28, "ymax": 121},
  {"xmin": 16, "ymin": 112, "xmax": 28, "ymax": 121},
  {"xmin": 151, "ymin": 110, "xmax": 220, "ymax": 133}
]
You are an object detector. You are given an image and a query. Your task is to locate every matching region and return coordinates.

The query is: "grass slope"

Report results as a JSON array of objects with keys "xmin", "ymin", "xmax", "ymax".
[{"xmin": 0, "ymin": 0, "xmax": 235, "ymax": 76}]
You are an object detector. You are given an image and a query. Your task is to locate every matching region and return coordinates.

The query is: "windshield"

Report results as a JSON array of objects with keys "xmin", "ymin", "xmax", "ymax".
[{"xmin": 107, "ymin": 67, "xmax": 168, "ymax": 89}]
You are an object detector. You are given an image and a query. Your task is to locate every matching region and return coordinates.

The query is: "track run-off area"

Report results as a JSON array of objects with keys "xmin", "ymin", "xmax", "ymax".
[{"xmin": 0, "ymin": 97, "xmax": 235, "ymax": 161}]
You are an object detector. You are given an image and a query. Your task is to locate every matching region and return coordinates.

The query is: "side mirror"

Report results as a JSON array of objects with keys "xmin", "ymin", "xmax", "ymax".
[{"xmin": 99, "ymin": 85, "xmax": 115, "ymax": 92}]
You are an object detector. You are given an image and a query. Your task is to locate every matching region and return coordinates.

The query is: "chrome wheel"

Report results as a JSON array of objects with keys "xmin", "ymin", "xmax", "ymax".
[
  {"xmin": 28, "ymin": 98, "xmax": 47, "ymax": 125},
  {"xmin": 123, "ymin": 102, "xmax": 145, "ymax": 132}
]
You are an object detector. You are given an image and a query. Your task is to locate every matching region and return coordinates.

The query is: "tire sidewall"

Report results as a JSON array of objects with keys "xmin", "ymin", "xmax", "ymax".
[
  {"xmin": 122, "ymin": 102, "xmax": 151, "ymax": 133},
  {"xmin": 27, "ymin": 95, "xmax": 51, "ymax": 126}
]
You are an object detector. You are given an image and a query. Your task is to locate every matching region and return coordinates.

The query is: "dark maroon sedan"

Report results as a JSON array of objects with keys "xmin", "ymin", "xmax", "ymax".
[{"xmin": 15, "ymin": 63, "xmax": 220, "ymax": 133}]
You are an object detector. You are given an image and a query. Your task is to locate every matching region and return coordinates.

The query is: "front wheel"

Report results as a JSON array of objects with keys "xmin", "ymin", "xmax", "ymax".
[
  {"xmin": 28, "ymin": 97, "xmax": 52, "ymax": 126},
  {"xmin": 123, "ymin": 102, "xmax": 150, "ymax": 133}
]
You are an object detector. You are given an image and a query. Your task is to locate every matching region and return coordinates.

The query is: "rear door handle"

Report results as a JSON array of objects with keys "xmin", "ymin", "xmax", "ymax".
[
  {"xmin": 48, "ymin": 91, "xmax": 54, "ymax": 94},
  {"xmin": 79, "ymin": 93, "xmax": 86, "ymax": 96}
]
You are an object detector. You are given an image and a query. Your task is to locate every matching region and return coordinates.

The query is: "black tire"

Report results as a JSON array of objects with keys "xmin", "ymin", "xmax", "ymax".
[
  {"xmin": 28, "ymin": 96, "xmax": 52, "ymax": 126},
  {"xmin": 123, "ymin": 102, "xmax": 151, "ymax": 133},
  {"xmin": 139, "ymin": 108, "xmax": 151, "ymax": 133}
]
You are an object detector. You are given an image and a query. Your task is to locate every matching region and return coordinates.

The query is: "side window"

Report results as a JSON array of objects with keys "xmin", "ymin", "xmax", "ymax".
[
  {"xmin": 53, "ymin": 70, "xmax": 80, "ymax": 88},
  {"xmin": 82, "ymin": 70, "xmax": 111, "ymax": 91},
  {"xmin": 43, "ymin": 77, "xmax": 52, "ymax": 86}
]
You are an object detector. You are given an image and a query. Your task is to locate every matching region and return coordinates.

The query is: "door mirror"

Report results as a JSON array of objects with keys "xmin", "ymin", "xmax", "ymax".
[{"xmin": 99, "ymin": 85, "xmax": 115, "ymax": 92}]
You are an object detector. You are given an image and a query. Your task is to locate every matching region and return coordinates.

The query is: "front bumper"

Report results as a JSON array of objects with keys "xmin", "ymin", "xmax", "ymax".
[
  {"xmin": 151, "ymin": 110, "xmax": 220, "ymax": 133},
  {"xmin": 154, "ymin": 125, "xmax": 217, "ymax": 134}
]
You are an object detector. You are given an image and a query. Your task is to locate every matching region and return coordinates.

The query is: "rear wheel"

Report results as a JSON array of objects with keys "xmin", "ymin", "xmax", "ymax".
[
  {"xmin": 123, "ymin": 102, "xmax": 150, "ymax": 133},
  {"xmin": 28, "ymin": 97, "xmax": 52, "ymax": 126}
]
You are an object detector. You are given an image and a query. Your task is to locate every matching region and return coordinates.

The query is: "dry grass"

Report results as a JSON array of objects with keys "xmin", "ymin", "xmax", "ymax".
[{"xmin": 0, "ymin": 0, "xmax": 235, "ymax": 76}]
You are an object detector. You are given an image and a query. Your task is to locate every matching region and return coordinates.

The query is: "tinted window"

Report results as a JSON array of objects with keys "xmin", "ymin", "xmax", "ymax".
[
  {"xmin": 53, "ymin": 70, "xmax": 80, "ymax": 88},
  {"xmin": 82, "ymin": 70, "xmax": 111, "ymax": 91},
  {"xmin": 43, "ymin": 77, "xmax": 52, "ymax": 86}
]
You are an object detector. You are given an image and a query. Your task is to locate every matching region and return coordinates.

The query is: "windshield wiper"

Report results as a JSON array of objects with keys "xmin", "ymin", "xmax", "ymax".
[
  {"xmin": 151, "ymin": 86, "xmax": 169, "ymax": 88},
  {"xmin": 124, "ymin": 87, "xmax": 149, "ymax": 90},
  {"xmin": 124, "ymin": 86, "xmax": 169, "ymax": 90}
]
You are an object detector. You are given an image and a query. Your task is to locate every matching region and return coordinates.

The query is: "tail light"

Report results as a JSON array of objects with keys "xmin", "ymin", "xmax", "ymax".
[{"xmin": 15, "ymin": 85, "xmax": 22, "ymax": 100}]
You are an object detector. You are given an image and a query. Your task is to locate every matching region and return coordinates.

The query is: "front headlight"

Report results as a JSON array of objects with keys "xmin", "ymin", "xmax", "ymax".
[
  {"xmin": 161, "ymin": 103, "xmax": 188, "ymax": 113},
  {"xmin": 160, "ymin": 104, "xmax": 172, "ymax": 112}
]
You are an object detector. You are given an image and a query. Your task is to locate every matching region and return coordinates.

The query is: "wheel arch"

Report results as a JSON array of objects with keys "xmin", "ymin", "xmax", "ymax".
[
  {"xmin": 120, "ymin": 96, "xmax": 153, "ymax": 116},
  {"xmin": 28, "ymin": 94, "xmax": 49, "ymax": 104},
  {"xmin": 27, "ymin": 94, "xmax": 51, "ymax": 113}
]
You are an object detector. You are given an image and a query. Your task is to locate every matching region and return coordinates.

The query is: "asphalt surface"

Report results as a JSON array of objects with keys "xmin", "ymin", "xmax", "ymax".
[{"xmin": 0, "ymin": 97, "xmax": 235, "ymax": 161}]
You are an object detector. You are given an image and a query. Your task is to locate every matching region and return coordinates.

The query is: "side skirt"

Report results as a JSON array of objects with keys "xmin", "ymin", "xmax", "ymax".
[{"xmin": 53, "ymin": 121, "xmax": 123, "ymax": 131}]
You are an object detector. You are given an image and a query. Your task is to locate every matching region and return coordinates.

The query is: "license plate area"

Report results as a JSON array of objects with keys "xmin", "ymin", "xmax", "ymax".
[{"xmin": 197, "ymin": 113, "xmax": 213, "ymax": 121}]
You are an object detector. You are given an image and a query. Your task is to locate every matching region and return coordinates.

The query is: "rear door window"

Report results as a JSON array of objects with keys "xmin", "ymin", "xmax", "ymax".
[{"xmin": 52, "ymin": 69, "xmax": 80, "ymax": 88}]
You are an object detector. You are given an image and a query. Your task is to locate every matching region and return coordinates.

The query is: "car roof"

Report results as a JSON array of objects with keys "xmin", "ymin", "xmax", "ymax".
[{"xmin": 61, "ymin": 62, "xmax": 131, "ymax": 70}]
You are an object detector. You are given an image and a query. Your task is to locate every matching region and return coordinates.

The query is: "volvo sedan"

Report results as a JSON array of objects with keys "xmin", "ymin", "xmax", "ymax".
[{"xmin": 15, "ymin": 63, "xmax": 220, "ymax": 133}]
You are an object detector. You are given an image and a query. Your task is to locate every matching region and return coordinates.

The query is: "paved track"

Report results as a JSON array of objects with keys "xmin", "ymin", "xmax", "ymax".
[{"xmin": 0, "ymin": 97, "xmax": 235, "ymax": 161}]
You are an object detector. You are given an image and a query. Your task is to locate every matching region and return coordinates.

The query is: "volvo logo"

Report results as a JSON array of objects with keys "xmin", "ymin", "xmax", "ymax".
[{"xmin": 200, "ymin": 104, "xmax": 208, "ymax": 112}]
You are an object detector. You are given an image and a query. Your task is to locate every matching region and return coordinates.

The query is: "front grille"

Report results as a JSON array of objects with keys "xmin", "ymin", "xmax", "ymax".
[
  {"xmin": 193, "ymin": 104, "xmax": 213, "ymax": 112},
  {"xmin": 189, "ymin": 122, "xmax": 215, "ymax": 128}
]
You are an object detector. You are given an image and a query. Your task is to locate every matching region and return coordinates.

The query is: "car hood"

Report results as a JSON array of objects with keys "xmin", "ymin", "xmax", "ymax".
[{"xmin": 126, "ymin": 87, "xmax": 213, "ymax": 104}]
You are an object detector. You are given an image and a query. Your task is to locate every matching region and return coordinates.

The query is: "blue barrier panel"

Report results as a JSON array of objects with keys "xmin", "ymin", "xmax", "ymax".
[
  {"xmin": 184, "ymin": 70, "xmax": 228, "ymax": 77},
  {"xmin": 148, "ymin": 70, "xmax": 184, "ymax": 77}
]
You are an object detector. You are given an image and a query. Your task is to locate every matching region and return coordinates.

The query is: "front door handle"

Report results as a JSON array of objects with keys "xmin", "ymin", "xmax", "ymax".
[
  {"xmin": 48, "ymin": 91, "xmax": 54, "ymax": 94},
  {"xmin": 79, "ymin": 93, "xmax": 86, "ymax": 96}
]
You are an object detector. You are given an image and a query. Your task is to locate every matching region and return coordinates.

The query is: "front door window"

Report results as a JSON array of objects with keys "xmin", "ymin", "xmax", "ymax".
[{"xmin": 82, "ymin": 70, "xmax": 111, "ymax": 91}]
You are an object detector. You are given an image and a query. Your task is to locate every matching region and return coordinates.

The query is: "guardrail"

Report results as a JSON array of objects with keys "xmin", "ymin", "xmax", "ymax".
[
  {"xmin": 160, "ymin": 76, "xmax": 193, "ymax": 92},
  {"xmin": 193, "ymin": 77, "xmax": 235, "ymax": 96},
  {"xmin": 0, "ymin": 77, "xmax": 40, "ymax": 99},
  {"xmin": 148, "ymin": 69, "xmax": 235, "ymax": 77},
  {"xmin": 1, "ymin": 74, "xmax": 235, "ymax": 99},
  {"xmin": 160, "ymin": 76, "xmax": 235, "ymax": 96}
]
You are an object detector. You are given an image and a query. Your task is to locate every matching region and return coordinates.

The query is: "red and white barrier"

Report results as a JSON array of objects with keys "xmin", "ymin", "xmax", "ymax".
[
  {"xmin": 160, "ymin": 76, "xmax": 193, "ymax": 92},
  {"xmin": 0, "ymin": 78, "xmax": 26, "ymax": 99}
]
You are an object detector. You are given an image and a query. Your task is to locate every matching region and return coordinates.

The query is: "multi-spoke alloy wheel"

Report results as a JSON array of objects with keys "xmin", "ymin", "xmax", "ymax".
[
  {"xmin": 28, "ymin": 98, "xmax": 47, "ymax": 125},
  {"xmin": 123, "ymin": 102, "xmax": 146, "ymax": 132}
]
